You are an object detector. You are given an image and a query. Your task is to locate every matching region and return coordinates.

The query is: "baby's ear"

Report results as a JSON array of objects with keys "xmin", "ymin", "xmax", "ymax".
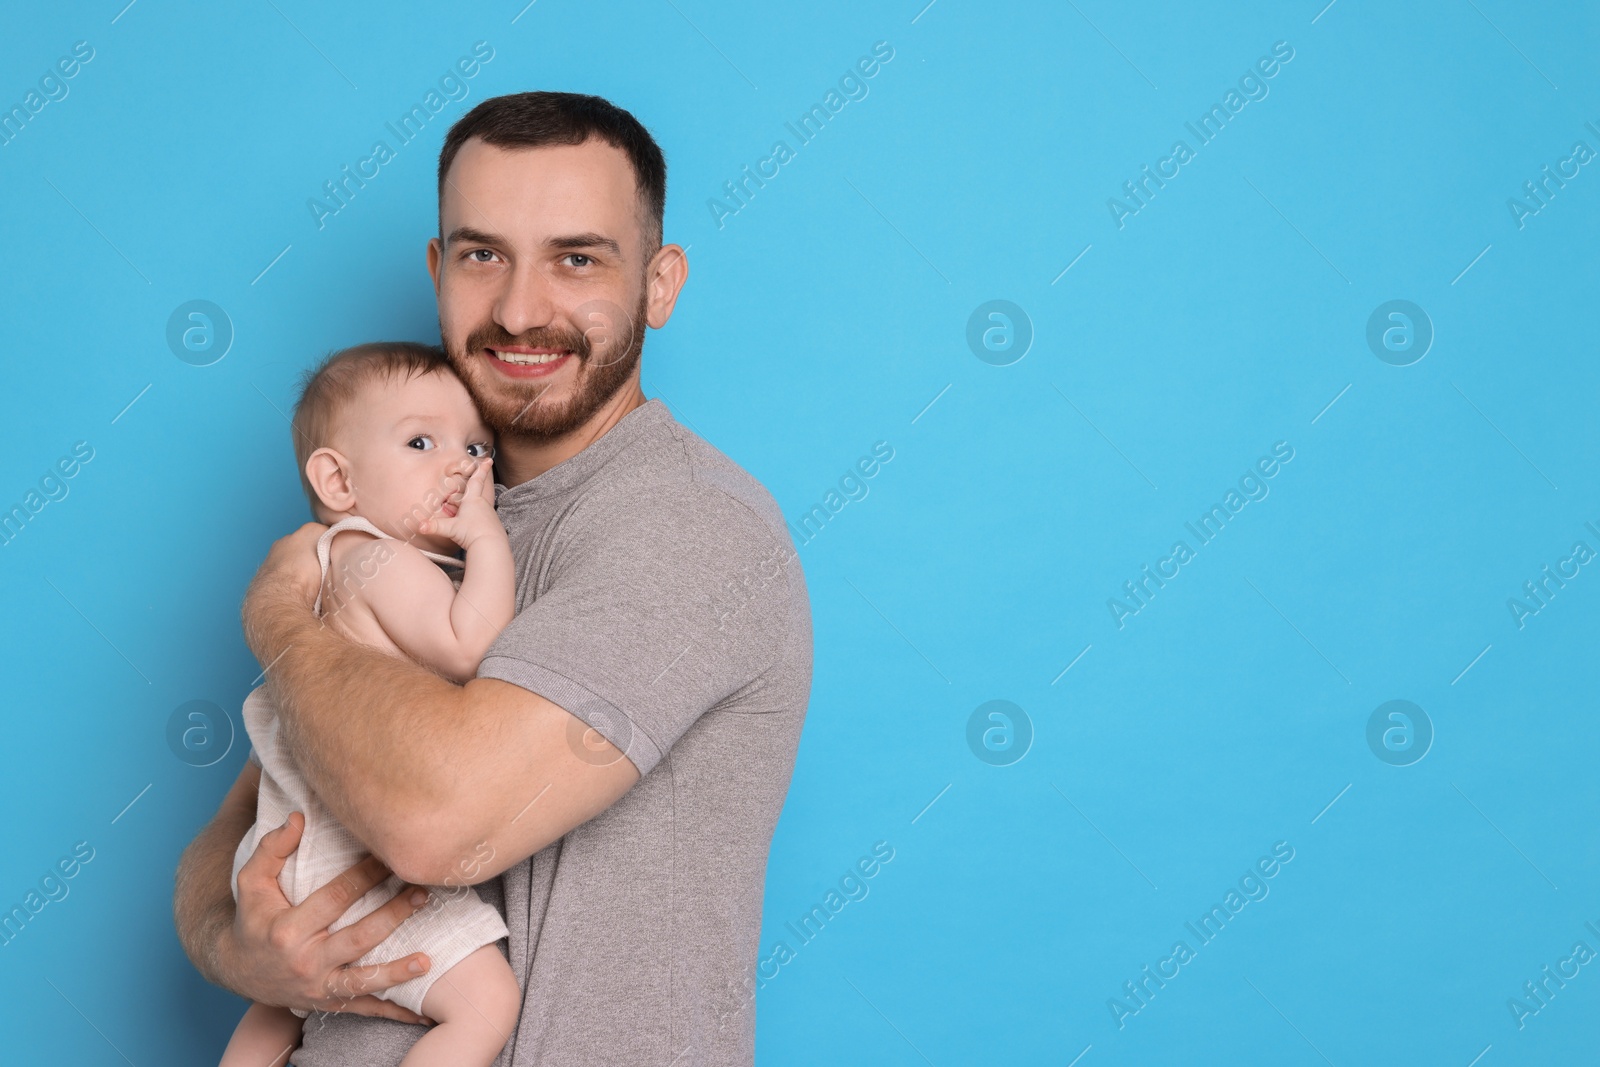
[{"xmin": 305, "ymin": 447, "xmax": 356, "ymax": 513}]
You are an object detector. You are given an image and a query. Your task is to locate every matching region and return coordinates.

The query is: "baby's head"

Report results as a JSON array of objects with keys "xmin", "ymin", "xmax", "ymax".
[{"xmin": 290, "ymin": 341, "xmax": 495, "ymax": 552}]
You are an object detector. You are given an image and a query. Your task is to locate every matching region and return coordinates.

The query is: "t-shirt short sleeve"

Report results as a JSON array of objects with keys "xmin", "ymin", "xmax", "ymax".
[{"xmin": 476, "ymin": 482, "xmax": 792, "ymax": 777}]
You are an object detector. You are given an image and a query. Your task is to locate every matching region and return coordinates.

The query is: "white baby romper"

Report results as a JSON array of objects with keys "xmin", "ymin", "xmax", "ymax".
[{"xmin": 229, "ymin": 516, "xmax": 510, "ymax": 1018}]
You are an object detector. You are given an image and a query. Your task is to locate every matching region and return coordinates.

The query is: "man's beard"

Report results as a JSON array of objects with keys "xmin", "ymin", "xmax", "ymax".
[{"xmin": 444, "ymin": 290, "xmax": 648, "ymax": 440}]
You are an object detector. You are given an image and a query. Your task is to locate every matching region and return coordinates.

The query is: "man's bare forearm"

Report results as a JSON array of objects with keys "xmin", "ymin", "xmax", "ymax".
[
  {"xmin": 173, "ymin": 762, "xmax": 258, "ymax": 991},
  {"xmin": 255, "ymin": 585, "xmax": 469, "ymax": 866}
]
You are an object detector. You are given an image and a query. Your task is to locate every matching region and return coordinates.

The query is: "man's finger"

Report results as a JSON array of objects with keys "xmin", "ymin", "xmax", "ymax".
[
  {"xmin": 271, "ymin": 522, "xmax": 328, "ymax": 574},
  {"xmin": 288, "ymin": 521, "xmax": 329, "ymax": 546},
  {"xmin": 236, "ymin": 812, "xmax": 301, "ymax": 904},
  {"xmin": 305, "ymin": 993, "xmax": 430, "ymax": 1026},
  {"xmin": 323, "ymin": 881, "xmax": 431, "ymax": 968},
  {"xmin": 261, "ymin": 524, "xmax": 325, "ymax": 568},
  {"xmin": 294, "ymin": 853, "xmax": 397, "ymax": 935},
  {"xmin": 322, "ymin": 949, "xmax": 433, "ymax": 1003},
  {"xmin": 261, "ymin": 811, "xmax": 303, "ymax": 856}
]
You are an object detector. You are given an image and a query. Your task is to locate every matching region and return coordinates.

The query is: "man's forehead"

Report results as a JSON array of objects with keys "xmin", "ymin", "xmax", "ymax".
[{"xmin": 439, "ymin": 136, "xmax": 640, "ymax": 246}]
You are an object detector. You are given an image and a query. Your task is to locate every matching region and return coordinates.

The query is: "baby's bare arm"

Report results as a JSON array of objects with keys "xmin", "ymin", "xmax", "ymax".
[{"xmin": 433, "ymin": 462, "xmax": 516, "ymax": 666}]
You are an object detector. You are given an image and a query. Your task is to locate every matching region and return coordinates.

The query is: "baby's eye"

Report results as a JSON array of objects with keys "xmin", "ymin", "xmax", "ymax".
[
  {"xmin": 468, "ymin": 442, "xmax": 495, "ymax": 459},
  {"xmin": 407, "ymin": 435, "xmax": 435, "ymax": 451}
]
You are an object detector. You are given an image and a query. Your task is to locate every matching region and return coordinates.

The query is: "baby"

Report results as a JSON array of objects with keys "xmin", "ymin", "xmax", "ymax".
[{"xmin": 219, "ymin": 342, "xmax": 521, "ymax": 1067}]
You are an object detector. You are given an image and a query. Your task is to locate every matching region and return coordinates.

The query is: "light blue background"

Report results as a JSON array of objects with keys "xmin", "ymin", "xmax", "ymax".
[{"xmin": 3, "ymin": 1, "xmax": 1598, "ymax": 1064}]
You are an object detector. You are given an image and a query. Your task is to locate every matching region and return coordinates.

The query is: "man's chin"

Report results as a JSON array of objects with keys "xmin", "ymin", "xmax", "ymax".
[
  {"xmin": 450, "ymin": 330, "xmax": 642, "ymax": 439},
  {"xmin": 456, "ymin": 361, "xmax": 574, "ymax": 432},
  {"xmin": 481, "ymin": 392, "xmax": 586, "ymax": 439}
]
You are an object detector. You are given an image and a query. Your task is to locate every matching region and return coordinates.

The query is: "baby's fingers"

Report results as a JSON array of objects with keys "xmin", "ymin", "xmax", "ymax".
[
  {"xmin": 468, "ymin": 459, "xmax": 496, "ymax": 503},
  {"xmin": 418, "ymin": 512, "xmax": 454, "ymax": 539}
]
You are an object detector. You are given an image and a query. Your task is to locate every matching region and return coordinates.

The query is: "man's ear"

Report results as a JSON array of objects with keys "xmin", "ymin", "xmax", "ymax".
[
  {"xmin": 426, "ymin": 236, "xmax": 443, "ymax": 295},
  {"xmin": 644, "ymin": 243, "xmax": 689, "ymax": 330},
  {"xmin": 305, "ymin": 447, "xmax": 357, "ymax": 515}
]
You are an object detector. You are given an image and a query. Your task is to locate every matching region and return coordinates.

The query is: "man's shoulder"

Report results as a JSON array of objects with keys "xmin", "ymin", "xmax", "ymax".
[
  {"xmin": 571, "ymin": 413, "xmax": 811, "ymax": 649},
  {"xmin": 587, "ymin": 412, "xmax": 792, "ymax": 557}
]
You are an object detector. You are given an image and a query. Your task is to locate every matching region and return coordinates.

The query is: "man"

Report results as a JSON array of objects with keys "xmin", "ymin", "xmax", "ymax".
[{"xmin": 173, "ymin": 91, "xmax": 813, "ymax": 1066}]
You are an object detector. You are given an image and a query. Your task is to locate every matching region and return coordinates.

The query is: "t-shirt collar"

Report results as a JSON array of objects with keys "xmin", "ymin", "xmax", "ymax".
[{"xmin": 492, "ymin": 398, "xmax": 672, "ymax": 511}]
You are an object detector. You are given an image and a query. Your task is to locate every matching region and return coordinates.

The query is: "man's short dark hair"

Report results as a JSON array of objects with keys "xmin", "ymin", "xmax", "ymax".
[{"xmin": 437, "ymin": 91, "xmax": 667, "ymax": 258}]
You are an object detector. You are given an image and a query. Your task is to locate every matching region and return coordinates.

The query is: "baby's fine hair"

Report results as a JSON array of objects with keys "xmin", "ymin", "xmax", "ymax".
[{"xmin": 289, "ymin": 341, "xmax": 456, "ymax": 520}]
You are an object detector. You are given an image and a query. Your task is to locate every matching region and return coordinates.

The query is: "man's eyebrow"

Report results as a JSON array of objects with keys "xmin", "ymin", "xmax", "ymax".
[
  {"xmin": 444, "ymin": 228, "xmax": 622, "ymax": 258},
  {"xmin": 547, "ymin": 232, "xmax": 622, "ymax": 258},
  {"xmin": 446, "ymin": 226, "xmax": 505, "ymax": 249}
]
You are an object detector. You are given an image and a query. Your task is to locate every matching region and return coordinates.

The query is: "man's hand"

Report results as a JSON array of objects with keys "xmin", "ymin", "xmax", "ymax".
[
  {"xmin": 242, "ymin": 522, "xmax": 326, "ymax": 665},
  {"xmin": 221, "ymin": 811, "xmax": 439, "ymax": 1025}
]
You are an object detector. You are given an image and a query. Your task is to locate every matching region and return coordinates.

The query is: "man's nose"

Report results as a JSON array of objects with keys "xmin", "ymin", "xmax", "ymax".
[{"xmin": 493, "ymin": 260, "xmax": 556, "ymax": 338}]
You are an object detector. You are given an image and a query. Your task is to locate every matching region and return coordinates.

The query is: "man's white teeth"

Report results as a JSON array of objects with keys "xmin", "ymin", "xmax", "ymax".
[{"xmin": 496, "ymin": 350, "xmax": 567, "ymax": 365}]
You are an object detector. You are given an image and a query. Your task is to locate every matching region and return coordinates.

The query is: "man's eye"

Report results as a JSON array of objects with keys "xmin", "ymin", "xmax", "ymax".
[
  {"xmin": 408, "ymin": 436, "xmax": 435, "ymax": 450},
  {"xmin": 468, "ymin": 249, "xmax": 497, "ymax": 263},
  {"xmin": 564, "ymin": 253, "xmax": 592, "ymax": 268},
  {"xmin": 468, "ymin": 442, "xmax": 494, "ymax": 458}
]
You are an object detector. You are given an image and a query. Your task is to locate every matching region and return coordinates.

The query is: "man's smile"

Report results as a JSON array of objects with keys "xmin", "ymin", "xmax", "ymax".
[{"xmin": 485, "ymin": 346, "xmax": 576, "ymax": 378}]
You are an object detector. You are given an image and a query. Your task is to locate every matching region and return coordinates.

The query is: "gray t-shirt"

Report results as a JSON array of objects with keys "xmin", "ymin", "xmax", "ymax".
[{"xmin": 289, "ymin": 398, "xmax": 813, "ymax": 1066}]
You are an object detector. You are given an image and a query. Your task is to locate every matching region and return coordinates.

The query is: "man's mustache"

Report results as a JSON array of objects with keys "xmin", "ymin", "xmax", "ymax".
[
  {"xmin": 465, "ymin": 326, "xmax": 590, "ymax": 360},
  {"xmin": 467, "ymin": 301, "xmax": 642, "ymax": 369}
]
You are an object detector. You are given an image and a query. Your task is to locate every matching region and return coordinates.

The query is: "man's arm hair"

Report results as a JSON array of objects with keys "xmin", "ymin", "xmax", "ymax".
[{"xmin": 173, "ymin": 760, "xmax": 259, "ymax": 989}]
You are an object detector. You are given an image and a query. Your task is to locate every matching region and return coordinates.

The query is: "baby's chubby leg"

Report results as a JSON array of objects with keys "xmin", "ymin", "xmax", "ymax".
[
  {"xmin": 218, "ymin": 1001, "xmax": 302, "ymax": 1067},
  {"xmin": 400, "ymin": 943, "xmax": 521, "ymax": 1067}
]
